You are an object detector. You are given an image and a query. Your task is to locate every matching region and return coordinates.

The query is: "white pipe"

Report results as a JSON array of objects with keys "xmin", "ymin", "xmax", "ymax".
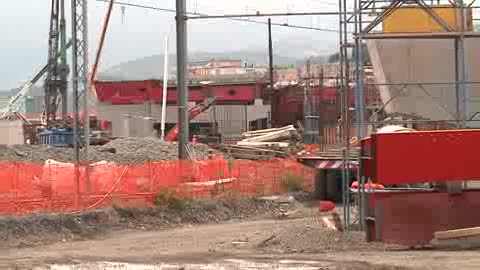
[{"xmin": 160, "ymin": 30, "xmax": 169, "ymax": 141}]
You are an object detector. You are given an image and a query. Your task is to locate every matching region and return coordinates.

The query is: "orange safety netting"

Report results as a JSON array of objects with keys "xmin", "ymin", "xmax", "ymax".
[{"xmin": 0, "ymin": 158, "xmax": 315, "ymax": 215}]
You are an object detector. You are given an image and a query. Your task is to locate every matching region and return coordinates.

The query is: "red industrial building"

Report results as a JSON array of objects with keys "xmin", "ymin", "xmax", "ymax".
[
  {"xmin": 94, "ymin": 80, "xmax": 270, "ymax": 139},
  {"xmin": 94, "ymin": 77, "xmax": 381, "ymax": 141}
]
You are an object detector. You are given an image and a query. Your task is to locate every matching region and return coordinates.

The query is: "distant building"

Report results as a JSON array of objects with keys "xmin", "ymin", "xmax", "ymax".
[
  {"xmin": 274, "ymin": 67, "xmax": 299, "ymax": 83},
  {"xmin": 189, "ymin": 59, "xmax": 267, "ymax": 80}
]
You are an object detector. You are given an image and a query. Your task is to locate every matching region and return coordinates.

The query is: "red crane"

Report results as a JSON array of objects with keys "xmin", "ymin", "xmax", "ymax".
[{"xmin": 165, "ymin": 97, "xmax": 217, "ymax": 142}]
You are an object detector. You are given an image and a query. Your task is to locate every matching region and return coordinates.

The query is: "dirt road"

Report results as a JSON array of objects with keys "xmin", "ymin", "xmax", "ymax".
[
  {"xmin": 2, "ymin": 215, "xmax": 480, "ymax": 270},
  {"xmin": 1, "ymin": 196, "xmax": 479, "ymax": 269}
]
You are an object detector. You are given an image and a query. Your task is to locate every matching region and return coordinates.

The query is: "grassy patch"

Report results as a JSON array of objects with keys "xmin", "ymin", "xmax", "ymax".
[{"xmin": 155, "ymin": 188, "xmax": 190, "ymax": 211}]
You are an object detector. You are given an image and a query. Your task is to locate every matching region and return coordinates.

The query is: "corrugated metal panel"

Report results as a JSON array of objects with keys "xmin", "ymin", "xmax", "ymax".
[{"xmin": 383, "ymin": 6, "xmax": 473, "ymax": 33}]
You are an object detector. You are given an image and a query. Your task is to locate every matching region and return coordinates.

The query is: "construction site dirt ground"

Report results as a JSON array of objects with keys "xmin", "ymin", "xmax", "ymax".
[{"xmin": 1, "ymin": 196, "xmax": 480, "ymax": 270}]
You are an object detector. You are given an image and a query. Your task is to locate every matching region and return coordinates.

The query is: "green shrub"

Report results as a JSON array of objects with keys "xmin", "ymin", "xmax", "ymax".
[{"xmin": 155, "ymin": 188, "xmax": 190, "ymax": 211}]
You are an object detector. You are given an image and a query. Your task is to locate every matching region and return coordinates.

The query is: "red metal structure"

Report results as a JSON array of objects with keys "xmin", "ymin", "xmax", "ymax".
[
  {"xmin": 361, "ymin": 130, "xmax": 480, "ymax": 246},
  {"xmin": 165, "ymin": 97, "xmax": 217, "ymax": 142},
  {"xmin": 94, "ymin": 80, "xmax": 264, "ymax": 105},
  {"xmin": 270, "ymin": 85, "xmax": 355, "ymax": 127}
]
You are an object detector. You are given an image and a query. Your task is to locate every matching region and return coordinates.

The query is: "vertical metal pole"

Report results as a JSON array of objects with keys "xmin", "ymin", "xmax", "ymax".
[
  {"xmin": 268, "ymin": 18, "xmax": 274, "ymax": 91},
  {"xmin": 354, "ymin": 0, "xmax": 361, "ymax": 231},
  {"xmin": 357, "ymin": 0, "xmax": 366, "ymax": 230},
  {"xmin": 244, "ymin": 105, "xmax": 249, "ymax": 132},
  {"xmin": 356, "ymin": 27, "xmax": 364, "ymax": 137},
  {"xmin": 71, "ymin": 0, "xmax": 80, "ymax": 209},
  {"xmin": 267, "ymin": 18, "xmax": 274, "ymax": 129},
  {"xmin": 459, "ymin": 0, "xmax": 468, "ymax": 190},
  {"xmin": 81, "ymin": 0, "xmax": 90, "ymax": 155},
  {"xmin": 176, "ymin": 0, "xmax": 189, "ymax": 159},
  {"xmin": 455, "ymin": 37, "xmax": 461, "ymax": 128},
  {"xmin": 338, "ymin": 0, "xmax": 347, "ymax": 229},
  {"xmin": 304, "ymin": 58, "xmax": 311, "ymax": 144},
  {"xmin": 343, "ymin": 0, "xmax": 351, "ymax": 231},
  {"xmin": 60, "ymin": 0, "xmax": 68, "ymax": 119},
  {"xmin": 459, "ymin": 0, "xmax": 468, "ymax": 127}
]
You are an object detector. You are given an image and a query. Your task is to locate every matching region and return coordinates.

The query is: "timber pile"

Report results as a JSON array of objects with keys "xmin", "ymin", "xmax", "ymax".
[
  {"xmin": 431, "ymin": 226, "xmax": 480, "ymax": 250},
  {"xmin": 218, "ymin": 125, "xmax": 302, "ymax": 160}
]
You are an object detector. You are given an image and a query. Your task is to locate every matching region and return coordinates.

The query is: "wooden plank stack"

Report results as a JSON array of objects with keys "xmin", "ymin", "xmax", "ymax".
[
  {"xmin": 431, "ymin": 227, "xmax": 480, "ymax": 250},
  {"xmin": 218, "ymin": 125, "xmax": 302, "ymax": 160}
]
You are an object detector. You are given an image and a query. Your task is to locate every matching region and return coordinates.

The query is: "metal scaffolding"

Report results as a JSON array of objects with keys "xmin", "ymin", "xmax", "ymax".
[
  {"xmin": 338, "ymin": 0, "xmax": 480, "ymax": 230},
  {"xmin": 71, "ymin": 0, "xmax": 89, "ymax": 206}
]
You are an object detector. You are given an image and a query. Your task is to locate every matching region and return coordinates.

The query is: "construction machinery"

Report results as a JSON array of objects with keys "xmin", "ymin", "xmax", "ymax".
[
  {"xmin": 0, "ymin": 0, "xmax": 71, "ymax": 146},
  {"xmin": 0, "ymin": 43, "xmax": 71, "ymax": 124},
  {"xmin": 43, "ymin": 0, "xmax": 70, "ymax": 127},
  {"xmin": 165, "ymin": 97, "xmax": 217, "ymax": 142}
]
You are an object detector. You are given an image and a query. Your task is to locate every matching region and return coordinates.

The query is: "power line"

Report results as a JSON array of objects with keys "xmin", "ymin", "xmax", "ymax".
[
  {"xmin": 95, "ymin": 0, "xmax": 342, "ymax": 33},
  {"xmin": 187, "ymin": 11, "xmax": 351, "ymax": 20}
]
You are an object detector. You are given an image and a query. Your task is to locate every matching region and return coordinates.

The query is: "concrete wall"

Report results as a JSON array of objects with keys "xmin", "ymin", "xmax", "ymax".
[
  {"xmin": 97, "ymin": 100, "xmax": 270, "ymax": 137},
  {"xmin": 0, "ymin": 120, "xmax": 24, "ymax": 145},
  {"xmin": 367, "ymin": 39, "xmax": 480, "ymax": 127},
  {"xmin": 121, "ymin": 116, "xmax": 155, "ymax": 138}
]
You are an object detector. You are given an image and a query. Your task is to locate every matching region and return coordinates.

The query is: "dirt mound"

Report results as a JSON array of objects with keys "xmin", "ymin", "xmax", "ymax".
[
  {"xmin": 0, "ymin": 197, "xmax": 276, "ymax": 248},
  {"xmin": 0, "ymin": 137, "xmax": 214, "ymax": 164},
  {"xmin": 255, "ymin": 218, "xmax": 383, "ymax": 253}
]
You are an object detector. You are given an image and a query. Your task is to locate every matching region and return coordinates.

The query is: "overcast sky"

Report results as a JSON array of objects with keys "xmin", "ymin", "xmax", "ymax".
[{"xmin": 0, "ymin": 0, "xmax": 340, "ymax": 90}]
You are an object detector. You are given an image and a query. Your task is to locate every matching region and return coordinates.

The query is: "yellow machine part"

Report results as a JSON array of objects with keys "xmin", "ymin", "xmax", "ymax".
[{"xmin": 382, "ymin": 6, "xmax": 473, "ymax": 33}]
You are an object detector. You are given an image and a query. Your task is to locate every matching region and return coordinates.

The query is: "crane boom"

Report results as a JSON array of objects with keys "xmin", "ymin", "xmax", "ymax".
[
  {"xmin": 165, "ymin": 97, "xmax": 217, "ymax": 142},
  {"xmin": 0, "ymin": 40, "xmax": 72, "ymax": 120}
]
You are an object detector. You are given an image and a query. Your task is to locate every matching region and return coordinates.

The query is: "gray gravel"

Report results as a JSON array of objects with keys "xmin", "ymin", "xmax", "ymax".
[{"xmin": 0, "ymin": 137, "xmax": 214, "ymax": 165}]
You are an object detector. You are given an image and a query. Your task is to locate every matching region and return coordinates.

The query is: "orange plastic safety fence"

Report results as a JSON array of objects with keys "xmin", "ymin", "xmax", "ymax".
[{"xmin": 0, "ymin": 158, "xmax": 315, "ymax": 216}]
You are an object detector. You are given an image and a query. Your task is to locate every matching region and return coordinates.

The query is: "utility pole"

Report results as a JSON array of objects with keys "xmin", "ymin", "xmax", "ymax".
[
  {"xmin": 176, "ymin": 0, "xmax": 189, "ymax": 159},
  {"xmin": 268, "ymin": 18, "xmax": 274, "ymax": 91},
  {"xmin": 268, "ymin": 18, "xmax": 274, "ymax": 129}
]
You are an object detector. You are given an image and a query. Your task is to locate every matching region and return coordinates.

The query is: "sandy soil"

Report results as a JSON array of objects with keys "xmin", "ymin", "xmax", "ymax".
[{"xmin": 1, "ymin": 197, "xmax": 480, "ymax": 269}]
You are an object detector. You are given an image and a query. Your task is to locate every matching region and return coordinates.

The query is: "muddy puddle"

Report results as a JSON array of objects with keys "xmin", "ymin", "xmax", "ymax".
[{"xmin": 34, "ymin": 259, "xmax": 331, "ymax": 270}]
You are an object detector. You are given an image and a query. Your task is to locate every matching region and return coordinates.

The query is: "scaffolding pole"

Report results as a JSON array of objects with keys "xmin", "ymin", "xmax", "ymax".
[{"xmin": 338, "ymin": 0, "xmax": 478, "ymax": 232}]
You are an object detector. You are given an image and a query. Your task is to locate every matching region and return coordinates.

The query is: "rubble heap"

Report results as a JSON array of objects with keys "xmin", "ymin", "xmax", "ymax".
[{"xmin": 0, "ymin": 137, "xmax": 214, "ymax": 164}]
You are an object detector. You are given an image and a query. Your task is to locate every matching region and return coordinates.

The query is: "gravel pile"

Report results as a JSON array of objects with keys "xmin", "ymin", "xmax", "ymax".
[
  {"xmin": 0, "ymin": 137, "xmax": 214, "ymax": 164},
  {"xmin": 98, "ymin": 137, "xmax": 213, "ymax": 164},
  {"xmin": 256, "ymin": 221, "xmax": 371, "ymax": 253}
]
